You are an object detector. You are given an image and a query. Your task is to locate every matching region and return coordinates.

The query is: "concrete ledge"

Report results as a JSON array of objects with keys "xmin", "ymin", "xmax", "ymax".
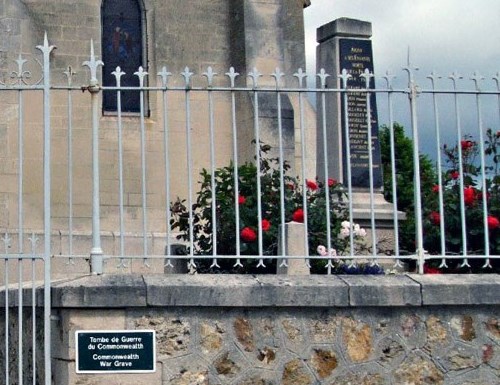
[
  {"xmin": 145, "ymin": 275, "xmax": 349, "ymax": 307},
  {"xmin": 2, "ymin": 274, "xmax": 499, "ymax": 308},
  {"xmin": 255, "ymin": 275, "xmax": 349, "ymax": 306},
  {"xmin": 144, "ymin": 275, "xmax": 262, "ymax": 307},
  {"xmin": 51, "ymin": 274, "xmax": 147, "ymax": 307},
  {"xmin": 339, "ymin": 275, "xmax": 421, "ymax": 306},
  {"xmin": 408, "ymin": 274, "xmax": 500, "ymax": 305}
]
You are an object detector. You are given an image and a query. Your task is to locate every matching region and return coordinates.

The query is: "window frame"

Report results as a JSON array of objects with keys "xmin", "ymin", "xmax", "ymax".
[{"xmin": 101, "ymin": 0, "xmax": 149, "ymax": 116}]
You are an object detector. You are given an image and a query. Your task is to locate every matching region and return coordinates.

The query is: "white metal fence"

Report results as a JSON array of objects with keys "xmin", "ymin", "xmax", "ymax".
[
  {"xmin": 1, "ymin": 32, "xmax": 499, "ymax": 385},
  {"xmin": 0, "ymin": 35, "xmax": 499, "ymax": 272}
]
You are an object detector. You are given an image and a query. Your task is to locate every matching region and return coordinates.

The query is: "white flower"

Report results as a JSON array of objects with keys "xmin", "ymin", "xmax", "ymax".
[
  {"xmin": 341, "ymin": 221, "xmax": 351, "ymax": 229},
  {"xmin": 317, "ymin": 245, "xmax": 337, "ymax": 257},
  {"xmin": 317, "ymin": 245, "xmax": 328, "ymax": 256},
  {"xmin": 355, "ymin": 227, "xmax": 367, "ymax": 237},
  {"xmin": 339, "ymin": 227, "xmax": 350, "ymax": 239}
]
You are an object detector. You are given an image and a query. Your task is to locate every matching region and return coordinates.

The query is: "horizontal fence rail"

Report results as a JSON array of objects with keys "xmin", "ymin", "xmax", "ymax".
[{"xmin": 0, "ymin": 36, "xmax": 499, "ymax": 279}]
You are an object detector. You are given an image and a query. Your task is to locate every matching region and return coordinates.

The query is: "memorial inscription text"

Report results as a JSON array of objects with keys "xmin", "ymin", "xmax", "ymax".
[{"xmin": 339, "ymin": 38, "xmax": 382, "ymax": 188}]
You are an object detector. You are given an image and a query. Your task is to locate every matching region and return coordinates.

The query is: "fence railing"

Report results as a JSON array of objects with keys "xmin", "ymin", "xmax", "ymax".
[
  {"xmin": 0, "ymin": 35, "xmax": 499, "ymax": 278},
  {"xmin": 1, "ymin": 32, "xmax": 498, "ymax": 385}
]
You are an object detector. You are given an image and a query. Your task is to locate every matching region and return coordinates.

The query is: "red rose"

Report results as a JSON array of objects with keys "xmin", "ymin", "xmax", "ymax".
[
  {"xmin": 238, "ymin": 195, "xmax": 246, "ymax": 205},
  {"xmin": 261, "ymin": 219, "xmax": 271, "ymax": 232},
  {"xmin": 306, "ymin": 179, "xmax": 318, "ymax": 191},
  {"xmin": 286, "ymin": 183, "xmax": 295, "ymax": 190},
  {"xmin": 451, "ymin": 171, "xmax": 460, "ymax": 180},
  {"xmin": 424, "ymin": 264, "xmax": 442, "ymax": 274},
  {"xmin": 429, "ymin": 211, "xmax": 440, "ymax": 226},
  {"xmin": 464, "ymin": 187, "xmax": 476, "ymax": 206},
  {"xmin": 328, "ymin": 178, "xmax": 337, "ymax": 187},
  {"xmin": 461, "ymin": 140, "xmax": 474, "ymax": 151},
  {"xmin": 487, "ymin": 216, "xmax": 500, "ymax": 230},
  {"xmin": 292, "ymin": 208, "xmax": 304, "ymax": 223},
  {"xmin": 432, "ymin": 185, "xmax": 440, "ymax": 193},
  {"xmin": 240, "ymin": 227, "xmax": 257, "ymax": 242}
]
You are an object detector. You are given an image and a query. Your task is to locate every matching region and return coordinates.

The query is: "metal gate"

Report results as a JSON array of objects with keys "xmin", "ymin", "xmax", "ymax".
[{"xmin": 1, "ymin": 35, "xmax": 53, "ymax": 385}]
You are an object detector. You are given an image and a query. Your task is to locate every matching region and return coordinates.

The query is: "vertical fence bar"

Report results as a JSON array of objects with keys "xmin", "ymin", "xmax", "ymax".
[
  {"xmin": 30, "ymin": 234, "xmax": 38, "ymax": 385},
  {"xmin": 248, "ymin": 69, "xmax": 264, "ymax": 265},
  {"xmin": 15, "ymin": 56, "xmax": 25, "ymax": 385},
  {"xmin": 135, "ymin": 67, "xmax": 149, "ymax": 262},
  {"xmin": 404, "ymin": 64, "xmax": 425, "ymax": 273},
  {"xmin": 427, "ymin": 73, "xmax": 447, "ymax": 267},
  {"xmin": 4, "ymin": 243, "xmax": 9, "ymax": 384},
  {"xmin": 318, "ymin": 69, "xmax": 332, "ymax": 268},
  {"xmin": 18, "ymin": 266, "xmax": 23, "ymax": 384},
  {"xmin": 271, "ymin": 68, "xmax": 288, "ymax": 266},
  {"xmin": 383, "ymin": 72, "xmax": 401, "ymax": 264},
  {"xmin": 36, "ymin": 32, "xmax": 54, "ymax": 385},
  {"xmin": 158, "ymin": 67, "xmax": 172, "ymax": 265},
  {"xmin": 226, "ymin": 68, "xmax": 242, "ymax": 268},
  {"xmin": 450, "ymin": 73, "xmax": 468, "ymax": 267},
  {"xmin": 472, "ymin": 73, "xmax": 491, "ymax": 267},
  {"xmin": 3, "ymin": 234, "xmax": 11, "ymax": 384},
  {"xmin": 182, "ymin": 68, "xmax": 195, "ymax": 267},
  {"xmin": 16, "ymin": 57, "xmax": 25, "ymax": 255},
  {"xmin": 203, "ymin": 68, "xmax": 219, "ymax": 268},
  {"xmin": 339, "ymin": 70, "xmax": 355, "ymax": 258},
  {"xmin": 90, "ymin": 73, "xmax": 103, "ymax": 269},
  {"xmin": 113, "ymin": 67, "xmax": 126, "ymax": 264},
  {"xmin": 64, "ymin": 67, "xmax": 75, "ymax": 263},
  {"xmin": 83, "ymin": 40, "xmax": 104, "ymax": 274},
  {"xmin": 31, "ymin": 260, "xmax": 36, "ymax": 385},
  {"xmin": 361, "ymin": 70, "xmax": 378, "ymax": 259},
  {"xmin": 299, "ymin": 72, "xmax": 308, "ymax": 269}
]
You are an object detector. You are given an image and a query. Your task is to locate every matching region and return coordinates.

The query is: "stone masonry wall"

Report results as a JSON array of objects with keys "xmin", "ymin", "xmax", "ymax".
[
  {"xmin": 43, "ymin": 274, "xmax": 500, "ymax": 385},
  {"xmin": 0, "ymin": 0, "xmax": 315, "ymax": 249}
]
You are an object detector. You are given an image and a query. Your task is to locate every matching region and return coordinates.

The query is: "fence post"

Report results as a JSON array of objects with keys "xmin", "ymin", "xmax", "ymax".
[
  {"xmin": 277, "ymin": 222, "xmax": 310, "ymax": 275},
  {"xmin": 36, "ymin": 32, "xmax": 55, "ymax": 385},
  {"xmin": 83, "ymin": 40, "xmax": 104, "ymax": 274},
  {"xmin": 404, "ymin": 60, "xmax": 425, "ymax": 274}
]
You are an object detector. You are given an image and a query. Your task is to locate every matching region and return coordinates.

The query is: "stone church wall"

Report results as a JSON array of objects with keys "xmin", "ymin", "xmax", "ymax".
[{"xmin": 0, "ymin": 1, "xmax": 314, "ymax": 258}]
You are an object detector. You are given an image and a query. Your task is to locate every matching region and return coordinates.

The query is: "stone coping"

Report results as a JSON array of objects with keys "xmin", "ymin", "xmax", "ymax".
[
  {"xmin": 1, "ymin": 274, "xmax": 498, "ymax": 308},
  {"xmin": 50, "ymin": 274, "xmax": 499, "ymax": 308}
]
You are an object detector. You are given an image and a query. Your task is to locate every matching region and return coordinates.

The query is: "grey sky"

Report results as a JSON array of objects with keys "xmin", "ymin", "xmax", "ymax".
[
  {"xmin": 303, "ymin": 0, "xmax": 500, "ymax": 158},
  {"xmin": 304, "ymin": 0, "xmax": 500, "ymax": 87}
]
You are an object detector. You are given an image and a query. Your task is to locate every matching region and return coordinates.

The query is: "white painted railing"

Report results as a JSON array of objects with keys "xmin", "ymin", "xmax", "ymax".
[
  {"xmin": 0, "ymin": 33, "xmax": 499, "ymax": 385},
  {"xmin": 0, "ymin": 35, "xmax": 499, "ymax": 278}
]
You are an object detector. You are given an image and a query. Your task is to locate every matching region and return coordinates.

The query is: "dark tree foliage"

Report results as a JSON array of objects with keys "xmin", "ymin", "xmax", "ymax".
[{"xmin": 380, "ymin": 123, "xmax": 500, "ymax": 273}]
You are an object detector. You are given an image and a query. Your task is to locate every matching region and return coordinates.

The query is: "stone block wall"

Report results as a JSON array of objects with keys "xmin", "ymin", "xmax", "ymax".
[
  {"xmin": 41, "ymin": 274, "xmax": 500, "ymax": 384},
  {"xmin": 0, "ymin": 0, "xmax": 315, "ymax": 245}
]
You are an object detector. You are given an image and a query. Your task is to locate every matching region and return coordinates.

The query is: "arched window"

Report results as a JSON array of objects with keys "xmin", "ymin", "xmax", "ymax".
[{"xmin": 102, "ymin": 0, "xmax": 144, "ymax": 113}]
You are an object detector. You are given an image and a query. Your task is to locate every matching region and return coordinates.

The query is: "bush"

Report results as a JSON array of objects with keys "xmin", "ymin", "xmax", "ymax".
[
  {"xmin": 170, "ymin": 142, "xmax": 372, "ymax": 274},
  {"xmin": 381, "ymin": 124, "xmax": 499, "ymax": 273},
  {"xmin": 422, "ymin": 129, "xmax": 500, "ymax": 273}
]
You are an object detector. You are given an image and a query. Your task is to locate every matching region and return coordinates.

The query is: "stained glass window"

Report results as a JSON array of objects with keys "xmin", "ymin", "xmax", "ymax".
[{"xmin": 102, "ymin": 0, "xmax": 143, "ymax": 113}]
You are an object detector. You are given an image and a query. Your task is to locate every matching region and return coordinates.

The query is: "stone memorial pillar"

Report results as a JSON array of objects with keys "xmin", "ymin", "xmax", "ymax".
[
  {"xmin": 229, "ymin": 0, "xmax": 312, "ymax": 173},
  {"xmin": 316, "ymin": 18, "xmax": 400, "ymax": 243}
]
